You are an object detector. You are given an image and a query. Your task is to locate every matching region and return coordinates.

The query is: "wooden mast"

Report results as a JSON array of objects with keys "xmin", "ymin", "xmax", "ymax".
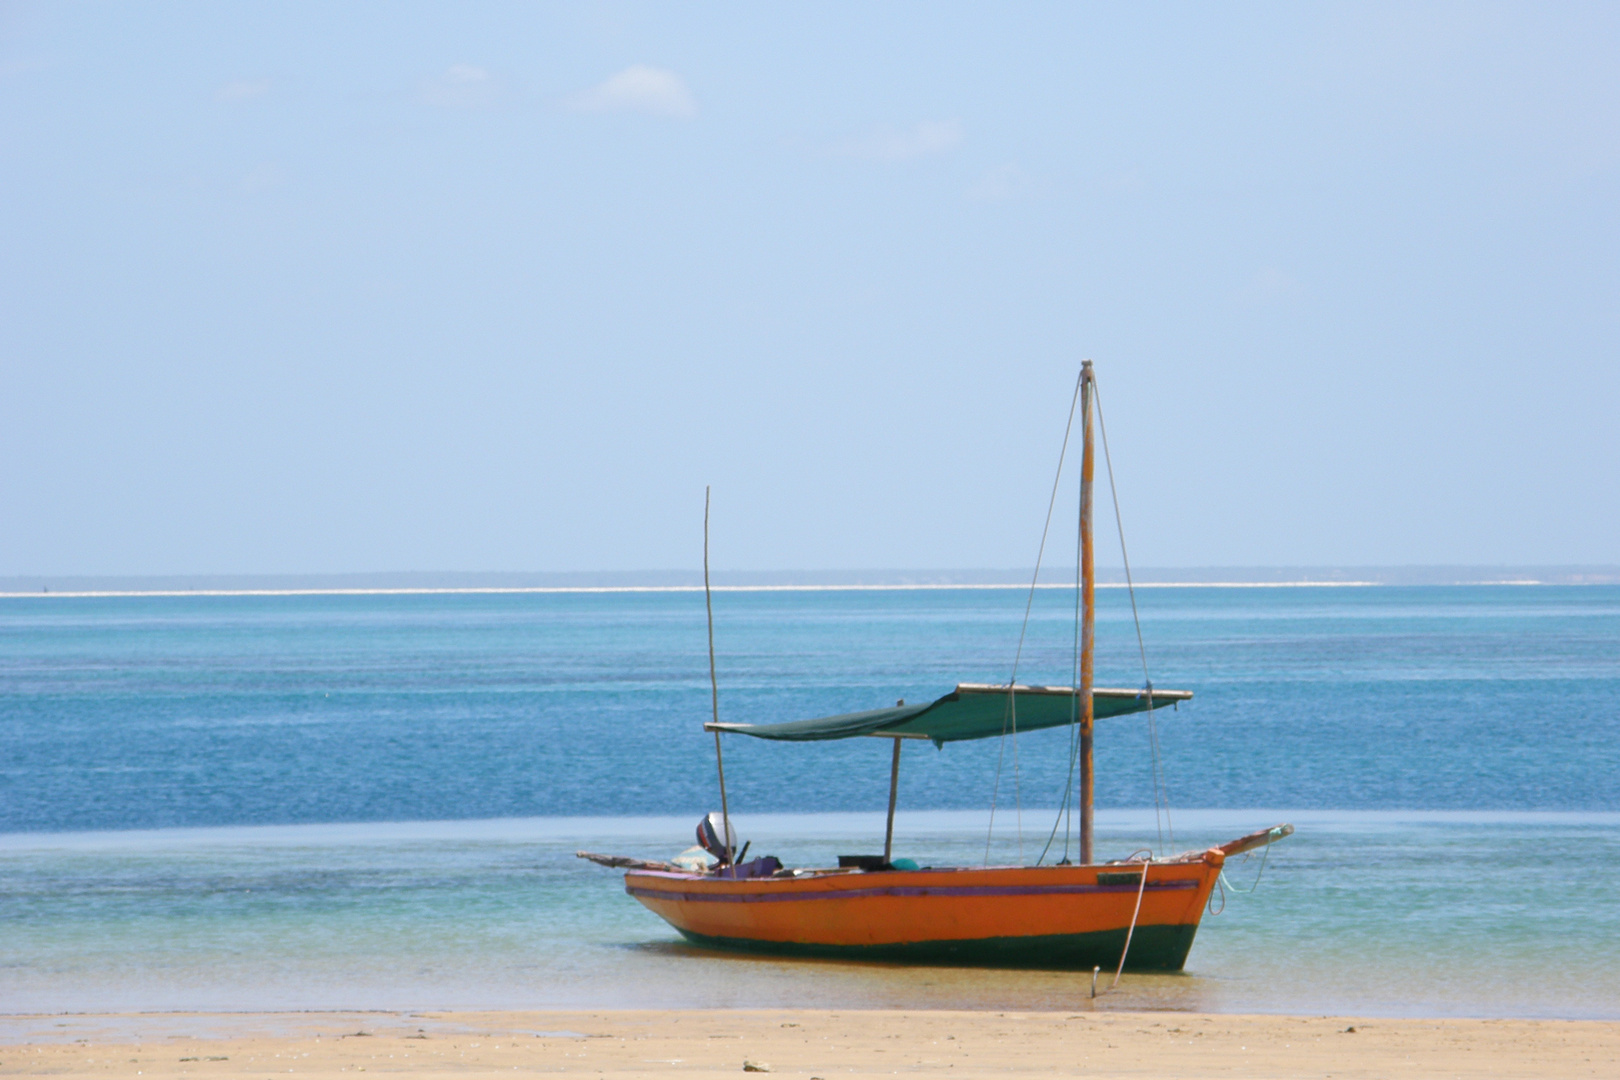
[{"xmin": 1079, "ymin": 362, "xmax": 1096, "ymax": 866}]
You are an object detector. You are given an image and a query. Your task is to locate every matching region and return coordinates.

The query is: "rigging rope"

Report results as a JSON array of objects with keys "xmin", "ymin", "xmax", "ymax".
[
  {"xmin": 987, "ymin": 369, "xmax": 1083, "ymax": 867},
  {"xmin": 1093, "ymin": 379, "xmax": 1173, "ymax": 854},
  {"xmin": 1026, "ymin": 365, "xmax": 1179, "ymax": 867},
  {"xmin": 1036, "ymin": 494, "xmax": 1084, "ymax": 866},
  {"xmin": 1036, "ymin": 494, "xmax": 1084, "ymax": 867},
  {"xmin": 703, "ymin": 486, "xmax": 734, "ymax": 864}
]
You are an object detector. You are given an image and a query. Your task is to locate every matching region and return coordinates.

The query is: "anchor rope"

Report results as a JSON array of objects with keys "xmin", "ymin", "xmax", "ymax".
[
  {"xmin": 1111, "ymin": 852, "xmax": 1152, "ymax": 990},
  {"xmin": 987, "ymin": 369, "xmax": 1083, "ymax": 867},
  {"xmin": 1218, "ymin": 843, "xmax": 1271, "ymax": 894}
]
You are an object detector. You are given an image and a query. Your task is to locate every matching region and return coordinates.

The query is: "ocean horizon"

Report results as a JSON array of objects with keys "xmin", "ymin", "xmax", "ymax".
[{"xmin": 4, "ymin": 564, "xmax": 1619, "ymax": 596}]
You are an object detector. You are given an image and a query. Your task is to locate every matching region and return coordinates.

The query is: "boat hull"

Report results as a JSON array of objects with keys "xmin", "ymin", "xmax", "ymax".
[{"xmin": 625, "ymin": 850, "xmax": 1225, "ymax": 971}]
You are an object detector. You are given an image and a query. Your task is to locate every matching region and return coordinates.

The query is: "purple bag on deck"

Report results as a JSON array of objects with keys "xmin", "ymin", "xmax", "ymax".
[{"xmin": 716, "ymin": 856, "xmax": 783, "ymax": 880}]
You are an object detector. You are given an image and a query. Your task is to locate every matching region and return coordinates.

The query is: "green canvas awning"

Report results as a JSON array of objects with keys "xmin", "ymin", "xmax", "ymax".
[{"xmin": 704, "ymin": 683, "xmax": 1191, "ymax": 747}]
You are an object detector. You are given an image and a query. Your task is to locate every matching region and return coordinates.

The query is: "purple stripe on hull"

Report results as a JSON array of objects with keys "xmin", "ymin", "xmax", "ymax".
[{"xmin": 626, "ymin": 879, "xmax": 1198, "ymax": 904}]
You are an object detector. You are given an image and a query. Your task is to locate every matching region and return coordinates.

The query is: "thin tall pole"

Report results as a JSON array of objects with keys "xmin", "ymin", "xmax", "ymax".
[
  {"xmin": 1079, "ymin": 362, "xmax": 1096, "ymax": 866},
  {"xmin": 704, "ymin": 486, "xmax": 733, "ymax": 864},
  {"xmin": 883, "ymin": 737, "xmax": 902, "ymax": 862}
]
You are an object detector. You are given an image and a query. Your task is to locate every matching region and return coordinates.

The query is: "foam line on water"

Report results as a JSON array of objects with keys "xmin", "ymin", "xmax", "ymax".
[{"xmin": 5, "ymin": 807, "xmax": 1617, "ymax": 852}]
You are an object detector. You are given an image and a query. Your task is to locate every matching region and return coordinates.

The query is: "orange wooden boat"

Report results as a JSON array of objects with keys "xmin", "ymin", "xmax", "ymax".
[
  {"xmin": 617, "ymin": 825, "xmax": 1287, "ymax": 969},
  {"xmin": 582, "ymin": 363, "xmax": 1292, "ymax": 971}
]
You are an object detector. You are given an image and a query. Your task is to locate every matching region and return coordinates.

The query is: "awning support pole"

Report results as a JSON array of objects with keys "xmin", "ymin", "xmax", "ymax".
[{"xmin": 883, "ymin": 736, "xmax": 902, "ymax": 863}]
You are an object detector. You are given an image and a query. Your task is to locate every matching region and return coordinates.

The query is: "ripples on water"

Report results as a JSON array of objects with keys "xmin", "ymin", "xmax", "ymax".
[
  {"xmin": 2, "ymin": 586, "xmax": 1618, "ymax": 830},
  {"xmin": 1, "ymin": 586, "xmax": 1617, "ymax": 1017}
]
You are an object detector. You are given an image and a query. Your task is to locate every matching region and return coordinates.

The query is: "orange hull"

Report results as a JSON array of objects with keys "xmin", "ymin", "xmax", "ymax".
[{"xmin": 626, "ymin": 848, "xmax": 1226, "ymax": 970}]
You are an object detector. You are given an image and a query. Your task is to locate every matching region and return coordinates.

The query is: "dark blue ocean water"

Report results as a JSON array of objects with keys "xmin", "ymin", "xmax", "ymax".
[{"xmin": 2, "ymin": 586, "xmax": 1617, "ymax": 833}]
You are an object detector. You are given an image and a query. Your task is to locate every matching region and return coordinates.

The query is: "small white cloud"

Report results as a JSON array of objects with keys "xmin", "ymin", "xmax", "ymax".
[
  {"xmin": 968, "ymin": 162, "xmax": 1028, "ymax": 201},
  {"xmin": 217, "ymin": 78, "xmax": 271, "ymax": 102},
  {"xmin": 421, "ymin": 64, "xmax": 498, "ymax": 108},
  {"xmin": 568, "ymin": 65, "xmax": 697, "ymax": 119},
  {"xmin": 837, "ymin": 120, "xmax": 963, "ymax": 162}
]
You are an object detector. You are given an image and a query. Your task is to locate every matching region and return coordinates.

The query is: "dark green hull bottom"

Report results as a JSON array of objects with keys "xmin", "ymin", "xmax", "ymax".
[{"xmin": 674, "ymin": 922, "xmax": 1201, "ymax": 971}]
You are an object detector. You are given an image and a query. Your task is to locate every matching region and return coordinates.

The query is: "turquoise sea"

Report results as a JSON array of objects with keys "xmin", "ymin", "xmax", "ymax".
[{"xmin": 2, "ymin": 585, "xmax": 1618, "ymax": 1018}]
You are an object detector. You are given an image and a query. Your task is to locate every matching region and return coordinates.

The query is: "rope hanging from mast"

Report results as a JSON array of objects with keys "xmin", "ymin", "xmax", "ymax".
[
  {"xmin": 1037, "ymin": 403, "xmax": 1086, "ymax": 867},
  {"xmin": 985, "ymin": 369, "xmax": 1084, "ymax": 867},
  {"xmin": 1033, "ymin": 362, "xmax": 1175, "ymax": 865},
  {"xmin": 1094, "ymin": 381, "xmax": 1173, "ymax": 853}
]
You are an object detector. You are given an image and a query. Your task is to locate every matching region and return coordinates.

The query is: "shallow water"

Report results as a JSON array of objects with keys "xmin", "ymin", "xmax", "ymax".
[{"xmin": 3, "ymin": 809, "xmax": 1617, "ymax": 1019}]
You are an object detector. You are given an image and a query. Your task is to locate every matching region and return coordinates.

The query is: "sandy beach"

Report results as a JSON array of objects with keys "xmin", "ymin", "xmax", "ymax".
[{"xmin": 3, "ymin": 1009, "xmax": 1616, "ymax": 1080}]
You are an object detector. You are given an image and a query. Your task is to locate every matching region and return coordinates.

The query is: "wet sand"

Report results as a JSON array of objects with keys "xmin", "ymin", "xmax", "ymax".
[{"xmin": 2, "ymin": 1009, "xmax": 1615, "ymax": 1079}]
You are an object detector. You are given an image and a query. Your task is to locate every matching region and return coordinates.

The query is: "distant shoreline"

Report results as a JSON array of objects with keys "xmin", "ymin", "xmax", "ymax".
[
  {"xmin": 2, "ymin": 581, "xmax": 1403, "ymax": 599},
  {"xmin": 0, "ymin": 580, "xmax": 1574, "ymax": 598},
  {"xmin": 2, "ymin": 565, "xmax": 1616, "ymax": 597}
]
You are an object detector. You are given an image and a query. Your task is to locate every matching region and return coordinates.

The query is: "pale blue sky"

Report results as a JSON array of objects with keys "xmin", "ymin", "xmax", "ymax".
[{"xmin": 2, "ymin": 2, "xmax": 1616, "ymax": 574}]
